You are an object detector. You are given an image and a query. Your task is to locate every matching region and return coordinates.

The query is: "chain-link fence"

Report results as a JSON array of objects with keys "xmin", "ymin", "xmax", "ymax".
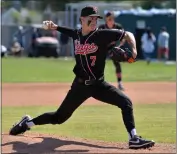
[{"xmin": 2, "ymin": 9, "xmax": 74, "ymax": 57}]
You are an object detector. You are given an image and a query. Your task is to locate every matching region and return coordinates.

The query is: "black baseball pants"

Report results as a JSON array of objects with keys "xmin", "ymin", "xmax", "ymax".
[{"xmin": 32, "ymin": 77, "xmax": 135, "ymax": 136}]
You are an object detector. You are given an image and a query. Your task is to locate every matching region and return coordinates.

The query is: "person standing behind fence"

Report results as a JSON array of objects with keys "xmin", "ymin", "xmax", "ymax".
[
  {"xmin": 141, "ymin": 27, "xmax": 156, "ymax": 65},
  {"xmin": 157, "ymin": 26, "xmax": 170, "ymax": 62},
  {"xmin": 13, "ymin": 26, "xmax": 25, "ymax": 48},
  {"xmin": 99, "ymin": 11, "xmax": 125, "ymax": 90}
]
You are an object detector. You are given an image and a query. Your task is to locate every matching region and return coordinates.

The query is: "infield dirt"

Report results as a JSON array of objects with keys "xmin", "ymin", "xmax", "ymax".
[{"xmin": 2, "ymin": 82, "xmax": 176, "ymax": 153}]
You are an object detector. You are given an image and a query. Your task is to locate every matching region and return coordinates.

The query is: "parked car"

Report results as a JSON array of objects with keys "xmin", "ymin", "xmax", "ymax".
[
  {"xmin": 28, "ymin": 24, "xmax": 60, "ymax": 58},
  {"xmin": 34, "ymin": 36, "xmax": 60, "ymax": 58}
]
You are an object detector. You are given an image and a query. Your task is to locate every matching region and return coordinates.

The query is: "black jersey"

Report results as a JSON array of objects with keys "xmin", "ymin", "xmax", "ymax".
[
  {"xmin": 57, "ymin": 26, "xmax": 125, "ymax": 80},
  {"xmin": 99, "ymin": 23, "xmax": 124, "ymax": 50}
]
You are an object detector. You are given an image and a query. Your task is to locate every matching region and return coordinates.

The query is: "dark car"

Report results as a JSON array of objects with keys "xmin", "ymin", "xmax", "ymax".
[
  {"xmin": 34, "ymin": 36, "xmax": 60, "ymax": 58},
  {"xmin": 28, "ymin": 24, "xmax": 60, "ymax": 58}
]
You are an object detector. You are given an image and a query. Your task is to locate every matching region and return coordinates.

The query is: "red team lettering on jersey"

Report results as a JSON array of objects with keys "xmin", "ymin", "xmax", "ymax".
[{"xmin": 74, "ymin": 40, "xmax": 98, "ymax": 55}]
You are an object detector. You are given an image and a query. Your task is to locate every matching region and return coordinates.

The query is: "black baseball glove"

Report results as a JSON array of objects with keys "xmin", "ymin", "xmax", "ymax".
[{"xmin": 109, "ymin": 47, "xmax": 136, "ymax": 63}]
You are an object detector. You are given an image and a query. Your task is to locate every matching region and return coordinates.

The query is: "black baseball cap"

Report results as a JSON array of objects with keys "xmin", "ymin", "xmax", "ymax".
[
  {"xmin": 105, "ymin": 11, "xmax": 114, "ymax": 17},
  {"xmin": 81, "ymin": 6, "xmax": 103, "ymax": 19}
]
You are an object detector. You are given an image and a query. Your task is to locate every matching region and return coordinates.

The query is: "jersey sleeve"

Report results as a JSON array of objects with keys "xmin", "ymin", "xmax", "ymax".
[
  {"xmin": 99, "ymin": 29, "xmax": 125, "ymax": 45},
  {"xmin": 56, "ymin": 26, "xmax": 76, "ymax": 38}
]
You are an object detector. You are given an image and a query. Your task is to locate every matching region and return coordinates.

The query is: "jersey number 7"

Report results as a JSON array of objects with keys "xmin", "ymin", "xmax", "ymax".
[{"xmin": 90, "ymin": 56, "xmax": 96, "ymax": 66}]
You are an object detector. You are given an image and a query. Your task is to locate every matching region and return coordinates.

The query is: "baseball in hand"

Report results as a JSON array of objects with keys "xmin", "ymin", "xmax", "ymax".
[{"xmin": 42, "ymin": 21, "xmax": 49, "ymax": 30}]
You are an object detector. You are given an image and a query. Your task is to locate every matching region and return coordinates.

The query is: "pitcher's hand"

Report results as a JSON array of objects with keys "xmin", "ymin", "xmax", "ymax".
[{"xmin": 42, "ymin": 20, "xmax": 58, "ymax": 30}]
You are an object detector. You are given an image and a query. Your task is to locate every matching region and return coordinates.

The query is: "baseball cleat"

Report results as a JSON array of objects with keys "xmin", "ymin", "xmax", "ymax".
[
  {"xmin": 9, "ymin": 115, "xmax": 31, "ymax": 136},
  {"xmin": 129, "ymin": 135, "xmax": 155, "ymax": 149},
  {"xmin": 118, "ymin": 83, "xmax": 125, "ymax": 91}
]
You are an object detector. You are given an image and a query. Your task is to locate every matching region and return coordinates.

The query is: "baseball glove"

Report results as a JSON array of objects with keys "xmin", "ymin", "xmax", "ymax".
[{"xmin": 109, "ymin": 47, "xmax": 136, "ymax": 63}]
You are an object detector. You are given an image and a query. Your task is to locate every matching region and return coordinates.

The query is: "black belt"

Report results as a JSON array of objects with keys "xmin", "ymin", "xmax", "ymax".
[{"xmin": 77, "ymin": 76, "xmax": 104, "ymax": 86}]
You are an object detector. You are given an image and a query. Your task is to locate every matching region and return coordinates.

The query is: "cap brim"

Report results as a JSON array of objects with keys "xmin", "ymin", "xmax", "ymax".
[{"xmin": 89, "ymin": 14, "xmax": 103, "ymax": 19}]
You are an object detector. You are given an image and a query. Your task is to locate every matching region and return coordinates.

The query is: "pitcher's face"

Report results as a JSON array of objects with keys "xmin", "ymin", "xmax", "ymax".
[{"xmin": 81, "ymin": 16, "xmax": 98, "ymax": 31}]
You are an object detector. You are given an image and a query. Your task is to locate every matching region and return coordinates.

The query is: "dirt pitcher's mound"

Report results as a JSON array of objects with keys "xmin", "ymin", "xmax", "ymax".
[{"xmin": 2, "ymin": 133, "xmax": 175, "ymax": 153}]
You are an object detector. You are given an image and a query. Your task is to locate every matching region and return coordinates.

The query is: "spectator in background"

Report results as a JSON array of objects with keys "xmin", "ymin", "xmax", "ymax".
[
  {"xmin": 141, "ymin": 27, "xmax": 156, "ymax": 65},
  {"xmin": 13, "ymin": 26, "xmax": 25, "ymax": 48},
  {"xmin": 157, "ymin": 26, "xmax": 170, "ymax": 62},
  {"xmin": 10, "ymin": 37, "xmax": 23, "ymax": 56}
]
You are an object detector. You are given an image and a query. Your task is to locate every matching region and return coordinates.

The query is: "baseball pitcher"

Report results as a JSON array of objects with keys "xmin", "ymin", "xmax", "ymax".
[{"xmin": 9, "ymin": 6, "xmax": 155, "ymax": 150}]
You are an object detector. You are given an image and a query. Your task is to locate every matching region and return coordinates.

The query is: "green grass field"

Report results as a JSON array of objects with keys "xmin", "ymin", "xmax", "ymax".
[
  {"xmin": 2, "ymin": 103, "xmax": 176, "ymax": 143},
  {"xmin": 2, "ymin": 57, "xmax": 176, "ymax": 144},
  {"xmin": 2, "ymin": 57, "xmax": 176, "ymax": 82}
]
